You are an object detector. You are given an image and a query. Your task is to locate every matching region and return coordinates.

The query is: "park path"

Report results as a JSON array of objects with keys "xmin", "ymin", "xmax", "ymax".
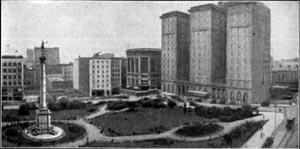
[{"xmin": 57, "ymin": 112, "xmax": 266, "ymax": 147}]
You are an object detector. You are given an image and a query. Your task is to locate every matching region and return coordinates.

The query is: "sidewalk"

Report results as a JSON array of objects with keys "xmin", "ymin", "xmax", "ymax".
[{"xmin": 241, "ymin": 112, "xmax": 284, "ymax": 148}]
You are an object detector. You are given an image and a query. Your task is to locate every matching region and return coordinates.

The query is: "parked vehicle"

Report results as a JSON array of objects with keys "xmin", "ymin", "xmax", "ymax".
[{"xmin": 286, "ymin": 117, "xmax": 295, "ymax": 130}]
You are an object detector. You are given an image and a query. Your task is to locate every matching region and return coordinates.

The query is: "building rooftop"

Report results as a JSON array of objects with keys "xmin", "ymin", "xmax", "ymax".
[
  {"xmin": 160, "ymin": 11, "xmax": 189, "ymax": 19},
  {"xmin": 188, "ymin": 3, "xmax": 226, "ymax": 13},
  {"xmin": 1, "ymin": 55, "xmax": 24, "ymax": 59},
  {"xmin": 219, "ymin": 1, "xmax": 259, "ymax": 8},
  {"xmin": 126, "ymin": 48, "xmax": 161, "ymax": 52}
]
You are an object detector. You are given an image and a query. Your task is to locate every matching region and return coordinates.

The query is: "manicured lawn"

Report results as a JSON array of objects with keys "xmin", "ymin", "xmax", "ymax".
[{"xmin": 91, "ymin": 106, "xmax": 212, "ymax": 136}]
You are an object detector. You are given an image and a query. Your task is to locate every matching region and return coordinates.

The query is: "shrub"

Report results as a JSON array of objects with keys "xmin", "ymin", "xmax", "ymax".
[
  {"xmin": 107, "ymin": 101, "xmax": 128, "ymax": 111},
  {"xmin": 262, "ymin": 137, "xmax": 273, "ymax": 148},
  {"xmin": 219, "ymin": 99, "xmax": 227, "ymax": 104},
  {"xmin": 59, "ymin": 99, "xmax": 70, "ymax": 109},
  {"xmin": 5, "ymin": 127, "xmax": 20, "ymax": 137},
  {"xmin": 167, "ymin": 100, "xmax": 176, "ymax": 109},
  {"xmin": 211, "ymin": 99, "xmax": 217, "ymax": 104},
  {"xmin": 195, "ymin": 105, "xmax": 256, "ymax": 122},
  {"xmin": 175, "ymin": 123, "xmax": 222, "ymax": 137},
  {"xmin": 68, "ymin": 100, "xmax": 87, "ymax": 109},
  {"xmin": 151, "ymin": 138, "xmax": 174, "ymax": 146},
  {"xmin": 95, "ymin": 101, "xmax": 106, "ymax": 106},
  {"xmin": 261, "ymin": 100, "xmax": 270, "ymax": 107},
  {"xmin": 68, "ymin": 125, "xmax": 80, "ymax": 133},
  {"xmin": 18, "ymin": 104, "xmax": 30, "ymax": 115},
  {"xmin": 87, "ymin": 107, "xmax": 98, "ymax": 113},
  {"xmin": 189, "ymin": 101, "xmax": 198, "ymax": 107},
  {"xmin": 152, "ymin": 102, "xmax": 166, "ymax": 109},
  {"xmin": 48, "ymin": 102, "xmax": 62, "ymax": 111}
]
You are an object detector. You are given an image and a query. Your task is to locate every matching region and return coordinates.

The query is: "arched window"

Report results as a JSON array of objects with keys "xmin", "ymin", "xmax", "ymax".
[
  {"xmin": 243, "ymin": 93, "xmax": 248, "ymax": 103},
  {"xmin": 212, "ymin": 88, "xmax": 216, "ymax": 99},
  {"xmin": 237, "ymin": 91, "xmax": 242, "ymax": 103},
  {"xmin": 222, "ymin": 89, "xmax": 226, "ymax": 99},
  {"xmin": 230, "ymin": 91, "xmax": 235, "ymax": 102}
]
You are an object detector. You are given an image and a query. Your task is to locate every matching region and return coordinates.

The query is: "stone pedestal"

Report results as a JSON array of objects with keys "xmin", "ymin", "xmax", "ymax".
[{"xmin": 36, "ymin": 108, "xmax": 52, "ymax": 133}]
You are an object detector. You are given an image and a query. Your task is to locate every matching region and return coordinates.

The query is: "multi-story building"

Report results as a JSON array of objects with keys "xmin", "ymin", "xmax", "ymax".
[
  {"xmin": 160, "ymin": 11, "xmax": 190, "ymax": 96},
  {"xmin": 33, "ymin": 47, "xmax": 60, "ymax": 65},
  {"xmin": 61, "ymin": 63, "xmax": 73, "ymax": 81},
  {"xmin": 126, "ymin": 48, "xmax": 161, "ymax": 90},
  {"xmin": 223, "ymin": 2, "xmax": 271, "ymax": 104},
  {"xmin": 161, "ymin": 1, "xmax": 271, "ymax": 104},
  {"xmin": 89, "ymin": 53, "xmax": 124, "ymax": 97},
  {"xmin": 73, "ymin": 57, "xmax": 91, "ymax": 95},
  {"xmin": 1, "ymin": 55, "xmax": 24, "ymax": 101},
  {"xmin": 24, "ymin": 65, "xmax": 35, "ymax": 90},
  {"xmin": 271, "ymin": 59, "xmax": 299, "ymax": 85},
  {"xmin": 25, "ymin": 48, "xmax": 34, "ymax": 67},
  {"xmin": 188, "ymin": 4, "xmax": 227, "ymax": 99}
]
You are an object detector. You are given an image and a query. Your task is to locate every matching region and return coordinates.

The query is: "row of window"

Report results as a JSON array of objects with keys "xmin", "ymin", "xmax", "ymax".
[
  {"xmin": 2, "ymin": 81, "xmax": 22, "ymax": 86},
  {"xmin": 2, "ymin": 62, "xmax": 22, "ymax": 67},
  {"xmin": 92, "ymin": 65, "xmax": 109, "ymax": 69},
  {"xmin": 93, "ymin": 79, "xmax": 109, "ymax": 83},
  {"xmin": 3, "ymin": 75, "xmax": 22, "ymax": 79},
  {"xmin": 2, "ymin": 68, "xmax": 22, "ymax": 73},
  {"xmin": 91, "ymin": 60, "xmax": 109, "ymax": 64},
  {"xmin": 92, "ymin": 84, "xmax": 110, "ymax": 88},
  {"xmin": 92, "ymin": 74, "xmax": 110, "ymax": 78}
]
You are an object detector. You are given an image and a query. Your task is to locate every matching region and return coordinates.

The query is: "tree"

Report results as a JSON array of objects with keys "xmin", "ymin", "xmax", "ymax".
[
  {"xmin": 18, "ymin": 104, "xmax": 30, "ymax": 115},
  {"xmin": 167, "ymin": 100, "xmax": 176, "ymax": 109}
]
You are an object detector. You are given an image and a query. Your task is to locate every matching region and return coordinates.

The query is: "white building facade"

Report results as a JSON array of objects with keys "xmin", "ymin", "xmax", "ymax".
[{"xmin": 89, "ymin": 53, "xmax": 123, "ymax": 97}]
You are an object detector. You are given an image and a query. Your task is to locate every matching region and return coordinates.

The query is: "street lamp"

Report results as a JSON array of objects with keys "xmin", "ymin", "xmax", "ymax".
[{"xmin": 275, "ymin": 103, "xmax": 277, "ymax": 131}]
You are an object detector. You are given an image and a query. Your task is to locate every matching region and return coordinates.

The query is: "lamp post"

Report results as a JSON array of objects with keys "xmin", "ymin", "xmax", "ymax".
[{"xmin": 275, "ymin": 103, "xmax": 277, "ymax": 130}]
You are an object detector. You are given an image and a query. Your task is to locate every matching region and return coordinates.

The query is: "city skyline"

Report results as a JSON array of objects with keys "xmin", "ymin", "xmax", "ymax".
[{"xmin": 1, "ymin": 1, "xmax": 299, "ymax": 63}]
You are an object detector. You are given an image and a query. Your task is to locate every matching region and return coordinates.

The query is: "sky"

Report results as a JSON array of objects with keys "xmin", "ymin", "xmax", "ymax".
[{"xmin": 1, "ymin": 1, "xmax": 299, "ymax": 63}]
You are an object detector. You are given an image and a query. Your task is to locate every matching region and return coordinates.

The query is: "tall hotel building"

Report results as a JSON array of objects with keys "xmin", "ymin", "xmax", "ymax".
[
  {"xmin": 160, "ymin": 11, "xmax": 190, "ymax": 96},
  {"xmin": 223, "ymin": 2, "xmax": 271, "ymax": 104},
  {"xmin": 188, "ymin": 4, "xmax": 227, "ymax": 99},
  {"xmin": 161, "ymin": 2, "xmax": 271, "ymax": 104}
]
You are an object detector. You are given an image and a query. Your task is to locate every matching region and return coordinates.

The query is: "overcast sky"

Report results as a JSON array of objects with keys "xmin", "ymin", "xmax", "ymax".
[{"xmin": 1, "ymin": 1, "xmax": 299, "ymax": 63}]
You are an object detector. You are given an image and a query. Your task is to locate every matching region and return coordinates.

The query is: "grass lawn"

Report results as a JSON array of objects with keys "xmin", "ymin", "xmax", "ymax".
[{"xmin": 91, "ymin": 106, "xmax": 212, "ymax": 136}]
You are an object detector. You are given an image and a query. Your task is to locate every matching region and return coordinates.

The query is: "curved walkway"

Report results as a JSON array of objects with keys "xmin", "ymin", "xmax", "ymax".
[{"xmin": 57, "ymin": 112, "xmax": 265, "ymax": 147}]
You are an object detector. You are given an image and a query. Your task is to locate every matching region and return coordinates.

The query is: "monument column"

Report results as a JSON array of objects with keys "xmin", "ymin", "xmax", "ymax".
[{"xmin": 36, "ymin": 41, "xmax": 52, "ymax": 134}]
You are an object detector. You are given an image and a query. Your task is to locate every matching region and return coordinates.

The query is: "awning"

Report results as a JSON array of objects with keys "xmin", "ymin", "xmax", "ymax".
[{"xmin": 186, "ymin": 90, "xmax": 209, "ymax": 97}]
